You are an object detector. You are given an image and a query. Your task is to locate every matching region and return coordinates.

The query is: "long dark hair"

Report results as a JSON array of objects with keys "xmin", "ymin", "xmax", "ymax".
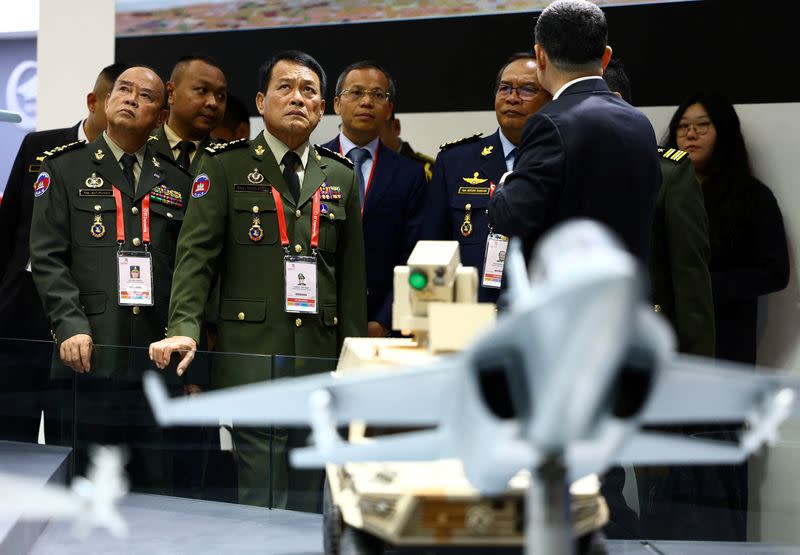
[{"xmin": 663, "ymin": 91, "xmax": 756, "ymax": 249}]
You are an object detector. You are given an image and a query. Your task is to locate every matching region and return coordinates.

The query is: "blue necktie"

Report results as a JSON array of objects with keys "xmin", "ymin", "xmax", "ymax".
[
  {"xmin": 507, "ymin": 147, "xmax": 518, "ymax": 171},
  {"xmin": 346, "ymin": 148, "xmax": 370, "ymax": 207}
]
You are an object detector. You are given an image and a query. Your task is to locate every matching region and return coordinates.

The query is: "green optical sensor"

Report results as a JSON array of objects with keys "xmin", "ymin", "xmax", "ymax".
[{"xmin": 409, "ymin": 271, "xmax": 428, "ymax": 290}]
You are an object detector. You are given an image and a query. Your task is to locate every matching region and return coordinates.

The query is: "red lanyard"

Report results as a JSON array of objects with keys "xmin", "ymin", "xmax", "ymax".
[
  {"xmin": 112, "ymin": 186, "xmax": 150, "ymax": 246},
  {"xmin": 340, "ymin": 141, "xmax": 379, "ymax": 211},
  {"xmin": 270, "ymin": 187, "xmax": 321, "ymax": 250}
]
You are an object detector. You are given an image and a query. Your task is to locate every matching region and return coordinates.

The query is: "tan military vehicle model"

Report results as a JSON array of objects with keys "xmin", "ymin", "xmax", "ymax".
[{"xmin": 322, "ymin": 241, "xmax": 609, "ymax": 554}]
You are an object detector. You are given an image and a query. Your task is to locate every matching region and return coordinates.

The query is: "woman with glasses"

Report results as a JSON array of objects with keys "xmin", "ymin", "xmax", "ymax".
[
  {"xmin": 657, "ymin": 92, "xmax": 789, "ymax": 542},
  {"xmin": 665, "ymin": 91, "xmax": 789, "ymax": 366}
]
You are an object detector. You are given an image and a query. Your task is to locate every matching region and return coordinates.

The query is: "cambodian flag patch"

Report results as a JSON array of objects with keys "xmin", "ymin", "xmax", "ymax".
[
  {"xmin": 191, "ymin": 174, "xmax": 211, "ymax": 198},
  {"xmin": 34, "ymin": 172, "xmax": 51, "ymax": 197}
]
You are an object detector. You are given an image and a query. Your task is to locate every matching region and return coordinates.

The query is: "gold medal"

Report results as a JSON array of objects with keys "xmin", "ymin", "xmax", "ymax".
[
  {"xmin": 90, "ymin": 214, "xmax": 106, "ymax": 238},
  {"xmin": 248, "ymin": 215, "xmax": 264, "ymax": 242},
  {"xmin": 461, "ymin": 203, "xmax": 473, "ymax": 238}
]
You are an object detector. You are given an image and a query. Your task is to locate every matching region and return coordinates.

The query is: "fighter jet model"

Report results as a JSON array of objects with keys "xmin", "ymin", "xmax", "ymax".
[
  {"xmin": 0, "ymin": 445, "xmax": 129, "ymax": 538},
  {"xmin": 144, "ymin": 220, "xmax": 797, "ymax": 554}
]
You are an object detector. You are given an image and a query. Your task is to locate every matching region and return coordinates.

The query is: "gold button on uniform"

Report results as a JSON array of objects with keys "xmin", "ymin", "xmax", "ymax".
[
  {"xmin": 237, "ymin": 312, "xmax": 245, "ymax": 321},
  {"xmin": 465, "ymin": 203, "xmax": 472, "ymax": 211},
  {"xmin": 252, "ymin": 206, "xmax": 260, "ymax": 214},
  {"xmin": 295, "ymin": 209, "xmax": 302, "ymax": 218},
  {"xmin": 294, "ymin": 244, "xmax": 302, "ymax": 253},
  {"xmin": 329, "ymin": 213, "xmax": 335, "ymax": 221},
  {"xmin": 166, "ymin": 212, "xmax": 173, "ymax": 219},
  {"xmin": 132, "ymin": 306, "xmax": 140, "ymax": 315},
  {"xmin": 94, "ymin": 204, "xmax": 101, "ymax": 211},
  {"xmin": 131, "ymin": 206, "xmax": 139, "ymax": 215},
  {"xmin": 132, "ymin": 237, "xmax": 142, "ymax": 247},
  {"xmin": 654, "ymin": 304, "xmax": 662, "ymax": 313},
  {"xmin": 333, "ymin": 316, "xmax": 338, "ymax": 325},
  {"xmin": 295, "ymin": 318, "xmax": 302, "ymax": 327}
]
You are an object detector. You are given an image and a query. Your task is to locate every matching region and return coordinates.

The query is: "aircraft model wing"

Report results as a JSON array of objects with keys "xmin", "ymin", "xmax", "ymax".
[
  {"xmin": 0, "ymin": 474, "xmax": 83, "ymax": 519},
  {"xmin": 0, "ymin": 109, "xmax": 22, "ymax": 123},
  {"xmin": 145, "ymin": 357, "xmax": 462, "ymax": 427}
]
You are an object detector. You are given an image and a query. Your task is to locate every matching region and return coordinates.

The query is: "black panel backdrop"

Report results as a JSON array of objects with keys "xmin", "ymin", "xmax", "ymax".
[{"xmin": 116, "ymin": 0, "xmax": 796, "ymax": 116}]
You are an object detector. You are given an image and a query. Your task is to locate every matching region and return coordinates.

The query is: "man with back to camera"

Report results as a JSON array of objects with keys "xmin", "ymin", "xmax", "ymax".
[
  {"xmin": 148, "ymin": 50, "xmax": 367, "ymax": 510},
  {"xmin": 0, "ymin": 63, "xmax": 128, "ymax": 445},
  {"xmin": 488, "ymin": 0, "xmax": 660, "ymax": 269},
  {"xmin": 149, "ymin": 54, "xmax": 228, "ymax": 174},
  {"xmin": 422, "ymin": 52, "xmax": 551, "ymax": 303},
  {"xmin": 321, "ymin": 60, "xmax": 426, "ymax": 337},
  {"xmin": 29, "ymin": 65, "xmax": 195, "ymax": 489}
]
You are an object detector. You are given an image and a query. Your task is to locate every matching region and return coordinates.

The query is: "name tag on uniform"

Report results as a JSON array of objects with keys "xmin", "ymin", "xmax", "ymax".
[
  {"xmin": 482, "ymin": 233, "xmax": 508, "ymax": 289},
  {"xmin": 457, "ymin": 186, "xmax": 490, "ymax": 195},
  {"xmin": 79, "ymin": 189, "xmax": 113, "ymax": 197},
  {"xmin": 117, "ymin": 251, "xmax": 154, "ymax": 306},
  {"xmin": 284, "ymin": 255, "xmax": 318, "ymax": 314},
  {"xmin": 234, "ymin": 184, "xmax": 271, "ymax": 193}
]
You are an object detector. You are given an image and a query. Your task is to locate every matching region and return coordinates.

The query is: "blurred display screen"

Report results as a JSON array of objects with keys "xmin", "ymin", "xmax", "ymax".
[{"xmin": 116, "ymin": 0, "xmax": 682, "ymax": 36}]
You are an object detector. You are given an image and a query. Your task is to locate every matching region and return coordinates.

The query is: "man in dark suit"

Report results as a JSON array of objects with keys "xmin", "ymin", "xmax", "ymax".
[
  {"xmin": 422, "ymin": 53, "xmax": 551, "ymax": 303},
  {"xmin": 149, "ymin": 55, "xmax": 227, "ymax": 174},
  {"xmin": 488, "ymin": 0, "xmax": 659, "ymax": 539},
  {"xmin": 0, "ymin": 63, "xmax": 127, "ymax": 444},
  {"xmin": 322, "ymin": 60, "xmax": 425, "ymax": 337},
  {"xmin": 488, "ymin": 0, "xmax": 659, "ymax": 267}
]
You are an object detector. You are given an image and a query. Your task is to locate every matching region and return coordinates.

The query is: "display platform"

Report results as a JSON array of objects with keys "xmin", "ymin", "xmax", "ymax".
[{"xmin": 0, "ymin": 440, "xmax": 71, "ymax": 555}]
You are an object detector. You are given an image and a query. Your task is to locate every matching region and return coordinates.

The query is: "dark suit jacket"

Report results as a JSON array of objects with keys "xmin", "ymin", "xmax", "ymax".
[
  {"xmin": 421, "ymin": 131, "xmax": 506, "ymax": 303},
  {"xmin": 322, "ymin": 137, "xmax": 425, "ymax": 327},
  {"xmin": 489, "ymin": 78, "xmax": 660, "ymax": 265},
  {"xmin": 0, "ymin": 122, "xmax": 80, "ymax": 339}
]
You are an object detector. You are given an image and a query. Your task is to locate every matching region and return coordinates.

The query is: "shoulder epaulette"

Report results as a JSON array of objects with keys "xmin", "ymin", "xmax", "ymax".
[
  {"xmin": 205, "ymin": 138, "xmax": 248, "ymax": 155},
  {"xmin": 313, "ymin": 145, "xmax": 354, "ymax": 169},
  {"xmin": 439, "ymin": 133, "xmax": 482, "ymax": 151},
  {"xmin": 41, "ymin": 140, "xmax": 86, "ymax": 159},
  {"xmin": 657, "ymin": 147, "xmax": 690, "ymax": 163}
]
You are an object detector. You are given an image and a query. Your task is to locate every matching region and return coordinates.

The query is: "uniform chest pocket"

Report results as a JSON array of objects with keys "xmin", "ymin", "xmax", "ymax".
[
  {"xmin": 232, "ymin": 195, "xmax": 279, "ymax": 245},
  {"xmin": 449, "ymin": 195, "xmax": 490, "ymax": 244},
  {"xmin": 73, "ymin": 197, "xmax": 117, "ymax": 247},
  {"xmin": 318, "ymin": 202, "xmax": 347, "ymax": 252},
  {"xmin": 149, "ymin": 201, "xmax": 185, "ymax": 254}
]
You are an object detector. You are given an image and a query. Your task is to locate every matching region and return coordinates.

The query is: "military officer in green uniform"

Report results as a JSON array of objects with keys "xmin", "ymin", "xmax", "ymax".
[
  {"xmin": 149, "ymin": 51, "xmax": 368, "ymax": 510},
  {"xmin": 30, "ymin": 66, "xmax": 194, "ymax": 490},
  {"xmin": 148, "ymin": 55, "xmax": 228, "ymax": 174}
]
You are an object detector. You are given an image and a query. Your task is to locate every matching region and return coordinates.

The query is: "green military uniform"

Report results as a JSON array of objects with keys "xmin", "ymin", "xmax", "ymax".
[
  {"xmin": 149, "ymin": 125, "xmax": 215, "ymax": 175},
  {"xmin": 650, "ymin": 147, "xmax": 715, "ymax": 357},
  {"xmin": 30, "ymin": 133, "xmax": 193, "ymax": 490},
  {"xmin": 399, "ymin": 140, "xmax": 434, "ymax": 182},
  {"xmin": 166, "ymin": 132, "xmax": 367, "ymax": 509}
]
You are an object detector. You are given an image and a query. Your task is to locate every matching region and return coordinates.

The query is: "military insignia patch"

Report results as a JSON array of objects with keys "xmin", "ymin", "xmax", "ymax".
[
  {"xmin": 85, "ymin": 172, "xmax": 104, "ymax": 188},
  {"xmin": 462, "ymin": 172, "xmax": 488, "ymax": 185},
  {"xmin": 191, "ymin": 174, "xmax": 211, "ymax": 198},
  {"xmin": 33, "ymin": 172, "xmax": 50, "ymax": 197},
  {"xmin": 319, "ymin": 203, "xmax": 329, "ymax": 215},
  {"xmin": 481, "ymin": 146, "xmax": 494, "ymax": 157},
  {"xmin": 254, "ymin": 144, "xmax": 266, "ymax": 156},
  {"xmin": 248, "ymin": 168, "xmax": 264, "ymax": 184},
  {"xmin": 658, "ymin": 147, "xmax": 689, "ymax": 162}
]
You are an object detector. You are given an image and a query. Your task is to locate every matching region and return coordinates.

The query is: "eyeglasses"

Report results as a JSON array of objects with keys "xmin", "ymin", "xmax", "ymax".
[
  {"xmin": 496, "ymin": 84, "xmax": 542, "ymax": 101},
  {"xmin": 676, "ymin": 120, "xmax": 713, "ymax": 137},
  {"xmin": 339, "ymin": 88, "xmax": 391, "ymax": 103}
]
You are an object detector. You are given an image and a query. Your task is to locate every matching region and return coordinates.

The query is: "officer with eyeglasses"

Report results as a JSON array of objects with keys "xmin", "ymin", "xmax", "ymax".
[
  {"xmin": 421, "ymin": 52, "xmax": 550, "ymax": 303},
  {"xmin": 321, "ymin": 60, "xmax": 425, "ymax": 338}
]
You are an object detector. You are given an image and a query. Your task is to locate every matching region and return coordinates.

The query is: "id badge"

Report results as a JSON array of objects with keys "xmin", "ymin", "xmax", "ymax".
[
  {"xmin": 117, "ymin": 251, "xmax": 154, "ymax": 306},
  {"xmin": 285, "ymin": 255, "xmax": 318, "ymax": 314},
  {"xmin": 482, "ymin": 233, "xmax": 509, "ymax": 289}
]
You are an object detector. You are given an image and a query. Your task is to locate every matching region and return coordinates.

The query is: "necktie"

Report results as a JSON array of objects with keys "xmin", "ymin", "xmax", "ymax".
[
  {"xmin": 507, "ymin": 147, "xmax": 518, "ymax": 171},
  {"xmin": 175, "ymin": 140, "xmax": 196, "ymax": 171},
  {"xmin": 346, "ymin": 147, "xmax": 370, "ymax": 208},
  {"xmin": 120, "ymin": 153, "xmax": 137, "ymax": 190},
  {"xmin": 282, "ymin": 150, "xmax": 301, "ymax": 203}
]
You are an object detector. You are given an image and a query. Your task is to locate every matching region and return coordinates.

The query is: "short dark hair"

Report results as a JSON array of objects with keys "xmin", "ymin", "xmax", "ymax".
[
  {"xmin": 219, "ymin": 94, "xmax": 250, "ymax": 131},
  {"xmin": 534, "ymin": 0, "xmax": 608, "ymax": 72},
  {"xmin": 334, "ymin": 60, "xmax": 397, "ymax": 102},
  {"xmin": 494, "ymin": 52, "xmax": 536, "ymax": 92},
  {"xmin": 602, "ymin": 58, "xmax": 631, "ymax": 104},
  {"xmin": 258, "ymin": 50, "xmax": 327, "ymax": 96},
  {"xmin": 95, "ymin": 63, "xmax": 130, "ymax": 91},
  {"xmin": 169, "ymin": 54, "xmax": 225, "ymax": 83}
]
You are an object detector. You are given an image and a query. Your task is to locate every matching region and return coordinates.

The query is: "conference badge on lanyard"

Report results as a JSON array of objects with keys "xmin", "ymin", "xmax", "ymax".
[
  {"xmin": 111, "ymin": 186, "xmax": 155, "ymax": 306},
  {"xmin": 271, "ymin": 187, "xmax": 322, "ymax": 314},
  {"xmin": 482, "ymin": 232, "xmax": 508, "ymax": 289}
]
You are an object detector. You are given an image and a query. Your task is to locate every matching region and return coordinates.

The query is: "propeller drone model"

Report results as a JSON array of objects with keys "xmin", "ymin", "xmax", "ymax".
[{"xmin": 144, "ymin": 221, "xmax": 797, "ymax": 554}]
